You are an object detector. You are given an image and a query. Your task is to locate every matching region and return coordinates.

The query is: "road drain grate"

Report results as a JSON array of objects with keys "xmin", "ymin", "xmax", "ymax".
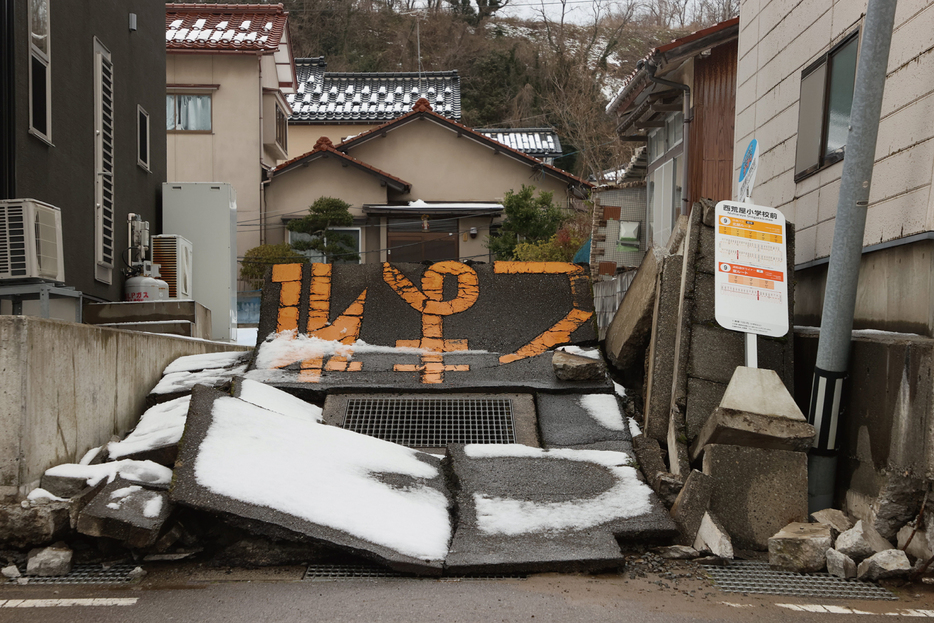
[
  {"xmin": 6, "ymin": 564, "xmax": 137, "ymax": 585},
  {"xmin": 703, "ymin": 561, "xmax": 896, "ymax": 600},
  {"xmin": 342, "ymin": 397, "xmax": 515, "ymax": 446},
  {"xmin": 303, "ymin": 564, "xmax": 527, "ymax": 581}
]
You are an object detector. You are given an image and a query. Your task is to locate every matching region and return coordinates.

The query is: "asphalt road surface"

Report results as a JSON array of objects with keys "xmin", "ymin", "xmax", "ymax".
[{"xmin": 2, "ymin": 561, "xmax": 934, "ymax": 623}]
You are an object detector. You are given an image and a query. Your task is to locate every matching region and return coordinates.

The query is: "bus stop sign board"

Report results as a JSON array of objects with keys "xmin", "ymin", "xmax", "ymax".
[{"xmin": 714, "ymin": 200, "xmax": 789, "ymax": 338}]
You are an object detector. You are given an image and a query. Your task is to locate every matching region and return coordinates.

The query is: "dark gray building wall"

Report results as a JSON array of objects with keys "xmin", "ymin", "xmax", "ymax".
[{"xmin": 8, "ymin": 0, "xmax": 165, "ymax": 302}]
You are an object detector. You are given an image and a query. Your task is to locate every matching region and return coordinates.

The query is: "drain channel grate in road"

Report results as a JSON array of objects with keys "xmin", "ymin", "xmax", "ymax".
[
  {"xmin": 6, "ymin": 565, "xmax": 137, "ymax": 585},
  {"xmin": 342, "ymin": 397, "xmax": 515, "ymax": 446},
  {"xmin": 703, "ymin": 561, "xmax": 896, "ymax": 600},
  {"xmin": 303, "ymin": 564, "xmax": 528, "ymax": 581}
]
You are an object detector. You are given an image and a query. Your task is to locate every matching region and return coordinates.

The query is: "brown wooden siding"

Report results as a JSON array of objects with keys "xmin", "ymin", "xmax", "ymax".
[{"xmin": 689, "ymin": 42, "xmax": 737, "ymax": 206}]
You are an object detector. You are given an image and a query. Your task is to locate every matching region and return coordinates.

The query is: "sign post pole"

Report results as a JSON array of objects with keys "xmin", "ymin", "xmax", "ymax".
[{"xmin": 736, "ymin": 139, "xmax": 761, "ymax": 368}]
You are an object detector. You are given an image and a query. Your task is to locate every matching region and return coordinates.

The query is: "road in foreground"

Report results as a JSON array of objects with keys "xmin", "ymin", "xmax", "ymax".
[{"xmin": 1, "ymin": 561, "xmax": 933, "ymax": 623}]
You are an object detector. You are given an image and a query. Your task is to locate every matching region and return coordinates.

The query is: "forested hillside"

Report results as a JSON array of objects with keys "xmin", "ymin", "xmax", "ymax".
[{"xmin": 173, "ymin": 0, "xmax": 738, "ymax": 180}]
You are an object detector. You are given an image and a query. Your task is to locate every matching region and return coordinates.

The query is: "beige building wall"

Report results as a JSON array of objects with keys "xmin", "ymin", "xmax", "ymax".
[
  {"xmin": 264, "ymin": 158, "xmax": 390, "ymax": 249},
  {"xmin": 288, "ymin": 123, "xmax": 381, "ymax": 160},
  {"xmin": 167, "ymin": 54, "xmax": 264, "ymax": 262},
  {"xmin": 735, "ymin": 0, "xmax": 934, "ymax": 264},
  {"xmin": 736, "ymin": 0, "xmax": 934, "ymax": 335},
  {"xmin": 347, "ymin": 121, "xmax": 573, "ymax": 204}
]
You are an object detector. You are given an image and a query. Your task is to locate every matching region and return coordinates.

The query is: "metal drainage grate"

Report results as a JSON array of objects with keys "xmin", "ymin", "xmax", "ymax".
[
  {"xmin": 703, "ymin": 560, "xmax": 897, "ymax": 601},
  {"xmin": 342, "ymin": 398, "xmax": 515, "ymax": 447},
  {"xmin": 6, "ymin": 564, "xmax": 137, "ymax": 585},
  {"xmin": 302, "ymin": 564, "xmax": 527, "ymax": 582}
]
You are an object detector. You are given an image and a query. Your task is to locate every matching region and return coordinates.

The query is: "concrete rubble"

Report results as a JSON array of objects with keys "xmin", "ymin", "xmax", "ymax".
[
  {"xmin": 857, "ymin": 549, "xmax": 911, "ymax": 581},
  {"xmin": 692, "ymin": 512, "xmax": 732, "ymax": 559},
  {"xmin": 811, "ymin": 508, "xmax": 853, "ymax": 538},
  {"xmin": 768, "ymin": 522, "xmax": 832, "ymax": 573},
  {"xmin": 835, "ymin": 520, "xmax": 893, "ymax": 562},
  {"xmin": 826, "ymin": 547, "xmax": 857, "ymax": 579},
  {"xmin": 76, "ymin": 476, "xmax": 174, "ymax": 549},
  {"xmin": 25, "ymin": 543, "xmax": 73, "ymax": 576}
]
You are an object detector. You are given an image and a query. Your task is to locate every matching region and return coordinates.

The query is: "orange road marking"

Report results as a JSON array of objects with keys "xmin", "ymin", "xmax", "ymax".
[{"xmin": 499, "ymin": 307, "xmax": 594, "ymax": 364}]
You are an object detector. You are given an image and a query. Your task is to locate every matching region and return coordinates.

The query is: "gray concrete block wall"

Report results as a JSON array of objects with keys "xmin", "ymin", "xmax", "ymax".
[{"xmin": 0, "ymin": 316, "xmax": 250, "ymax": 498}]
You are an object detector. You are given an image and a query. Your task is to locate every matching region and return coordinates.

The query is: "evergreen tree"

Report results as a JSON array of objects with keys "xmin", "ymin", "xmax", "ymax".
[
  {"xmin": 286, "ymin": 197, "xmax": 360, "ymax": 263},
  {"xmin": 486, "ymin": 185, "xmax": 567, "ymax": 260}
]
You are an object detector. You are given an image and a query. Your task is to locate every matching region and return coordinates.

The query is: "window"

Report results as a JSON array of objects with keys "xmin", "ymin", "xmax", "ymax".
[
  {"xmin": 166, "ymin": 93, "xmax": 211, "ymax": 131},
  {"xmin": 28, "ymin": 0, "xmax": 51, "ymax": 141},
  {"xmin": 137, "ymin": 106, "xmax": 150, "ymax": 171},
  {"xmin": 94, "ymin": 38, "xmax": 114, "ymax": 284},
  {"xmin": 275, "ymin": 104, "xmax": 288, "ymax": 153},
  {"xmin": 794, "ymin": 30, "xmax": 859, "ymax": 181}
]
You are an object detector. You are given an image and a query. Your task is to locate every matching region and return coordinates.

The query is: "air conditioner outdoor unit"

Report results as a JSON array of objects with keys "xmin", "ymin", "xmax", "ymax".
[
  {"xmin": 152, "ymin": 234, "xmax": 193, "ymax": 299},
  {"xmin": 0, "ymin": 199, "xmax": 65, "ymax": 282}
]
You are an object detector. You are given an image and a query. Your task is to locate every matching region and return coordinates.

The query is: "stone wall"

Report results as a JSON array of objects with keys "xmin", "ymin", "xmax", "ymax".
[{"xmin": 0, "ymin": 316, "xmax": 250, "ymax": 498}]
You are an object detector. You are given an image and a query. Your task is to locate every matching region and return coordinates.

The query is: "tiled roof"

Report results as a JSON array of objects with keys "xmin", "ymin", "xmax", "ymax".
[
  {"xmin": 474, "ymin": 128, "xmax": 563, "ymax": 159},
  {"xmin": 288, "ymin": 58, "xmax": 461, "ymax": 123},
  {"xmin": 166, "ymin": 3, "xmax": 289, "ymax": 52}
]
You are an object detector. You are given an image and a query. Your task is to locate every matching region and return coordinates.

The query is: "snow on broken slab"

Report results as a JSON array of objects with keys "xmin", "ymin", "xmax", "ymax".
[{"xmin": 171, "ymin": 386, "xmax": 451, "ymax": 574}]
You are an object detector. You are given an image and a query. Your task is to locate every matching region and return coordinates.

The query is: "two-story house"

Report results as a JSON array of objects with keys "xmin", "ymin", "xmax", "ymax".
[
  {"xmin": 165, "ymin": 3, "xmax": 296, "ymax": 265},
  {"xmin": 0, "ymin": 0, "xmax": 166, "ymax": 311}
]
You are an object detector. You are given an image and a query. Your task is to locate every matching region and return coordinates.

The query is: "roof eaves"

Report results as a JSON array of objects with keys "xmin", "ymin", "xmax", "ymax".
[{"xmin": 275, "ymin": 144, "xmax": 411, "ymax": 192}]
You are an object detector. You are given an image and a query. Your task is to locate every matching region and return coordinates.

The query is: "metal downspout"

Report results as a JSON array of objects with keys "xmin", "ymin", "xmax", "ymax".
[{"xmin": 642, "ymin": 59, "xmax": 692, "ymax": 216}]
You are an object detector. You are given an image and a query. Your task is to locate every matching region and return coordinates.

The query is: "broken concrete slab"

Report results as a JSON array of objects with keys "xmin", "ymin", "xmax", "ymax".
[
  {"xmin": 869, "ymin": 472, "xmax": 926, "ymax": 542},
  {"xmin": 811, "ymin": 508, "xmax": 854, "ymax": 539},
  {"xmin": 106, "ymin": 396, "xmax": 192, "ymax": 467},
  {"xmin": 537, "ymin": 394, "xmax": 629, "ymax": 449},
  {"xmin": 643, "ymin": 253, "xmax": 683, "ymax": 441},
  {"xmin": 26, "ymin": 544, "xmax": 73, "ymax": 576},
  {"xmin": 689, "ymin": 367, "xmax": 814, "ymax": 461},
  {"xmin": 702, "ymin": 444, "xmax": 807, "ymax": 551},
  {"xmin": 857, "ymin": 549, "xmax": 911, "ymax": 581},
  {"xmin": 693, "ymin": 512, "xmax": 733, "ymax": 559},
  {"xmin": 0, "ymin": 501, "xmax": 70, "ymax": 548},
  {"xmin": 631, "ymin": 434, "xmax": 668, "ymax": 487},
  {"xmin": 898, "ymin": 522, "xmax": 932, "ymax": 562},
  {"xmin": 232, "ymin": 378, "xmax": 323, "ymax": 422},
  {"xmin": 605, "ymin": 248, "xmax": 665, "ymax": 385},
  {"xmin": 2, "ymin": 564, "xmax": 20, "ymax": 579},
  {"xmin": 444, "ymin": 444, "xmax": 677, "ymax": 574},
  {"xmin": 42, "ymin": 460, "xmax": 173, "ymax": 493},
  {"xmin": 250, "ymin": 262, "xmax": 600, "ymax": 394},
  {"xmin": 76, "ymin": 476, "xmax": 173, "ymax": 549},
  {"xmin": 768, "ymin": 522, "xmax": 832, "ymax": 573},
  {"xmin": 670, "ymin": 470, "xmax": 713, "ymax": 547},
  {"xmin": 654, "ymin": 545, "xmax": 699, "ymax": 560},
  {"xmin": 835, "ymin": 519, "xmax": 893, "ymax": 562},
  {"xmin": 826, "ymin": 547, "xmax": 857, "ymax": 578},
  {"xmin": 667, "ymin": 406, "xmax": 690, "ymax": 479},
  {"xmin": 654, "ymin": 473, "xmax": 684, "ymax": 509},
  {"xmin": 172, "ymin": 386, "xmax": 451, "ymax": 575},
  {"xmin": 552, "ymin": 350, "xmax": 606, "ymax": 381}
]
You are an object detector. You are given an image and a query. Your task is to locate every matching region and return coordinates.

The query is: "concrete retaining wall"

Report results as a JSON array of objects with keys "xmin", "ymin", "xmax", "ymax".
[
  {"xmin": 794, "ymin": 328, "xmax": 934, "ymax": 521},
  {"xmin": 0, "ymin": 316, "xmax": 250, "ymax": 499}
]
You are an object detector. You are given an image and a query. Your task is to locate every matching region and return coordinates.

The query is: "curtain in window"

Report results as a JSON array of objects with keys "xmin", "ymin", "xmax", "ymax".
[{"xmin": 178, "ymin": 95, "xmax": 211, "ymax": 131}]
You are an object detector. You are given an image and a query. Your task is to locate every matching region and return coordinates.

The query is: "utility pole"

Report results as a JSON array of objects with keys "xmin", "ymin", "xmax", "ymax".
[{"xmin": 807, "ymin": 0, "xmax": 898, "ymax": 512}]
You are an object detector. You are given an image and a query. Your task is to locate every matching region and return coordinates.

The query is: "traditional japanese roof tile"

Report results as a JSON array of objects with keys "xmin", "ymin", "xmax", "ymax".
[
  {"xmin": 274, "ymin": 136, "xmax": 412, "ymax": 193},
  {"xmin": 166, "ymin": 4, "xmax": 290, "ymax": 52},
  {"xmin": 288, "ymin": 58, "xmax": 461, "ymax": 123},
  {"xmin": 474, "ymin": 128, "xmax": 563, "ymax": 160}
]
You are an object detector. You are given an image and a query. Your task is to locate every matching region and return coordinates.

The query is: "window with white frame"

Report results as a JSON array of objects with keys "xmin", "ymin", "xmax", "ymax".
[
  {"xmin": 166, "ymin": 93, "xmax": 212, "ymax": 131},
  {"xmin": 28, "ymin": 0, "xmax": 51, "ymax": 141},
  {"xmin": 94, "ymin": 38, "xmax": 114, "ymax": 284},
  {"xmin": 137, "ymin": 106, "xmax": 150, "ymax": 171},
  {"xmin": 794, "ymin": 30, "xmax": 859, "ymax": 181},
  {"xmin": 275, "ymin": 104, "xmax": 288, "ymax": 153}
]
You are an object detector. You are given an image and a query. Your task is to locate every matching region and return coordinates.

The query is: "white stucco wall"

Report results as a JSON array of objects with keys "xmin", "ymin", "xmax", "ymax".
[{"xmin": 735, "ymin": 0, "xmax": 934, "ymax": 266}]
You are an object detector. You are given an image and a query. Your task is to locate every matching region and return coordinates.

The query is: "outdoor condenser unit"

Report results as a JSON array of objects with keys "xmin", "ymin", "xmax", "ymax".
[
  {"xmin": 0, "ymin": 199, "xmax": 65, "ymax": 282},
  {"xmin": 151, "ymin": 234, "xmax": 193, "ymax": 299}
]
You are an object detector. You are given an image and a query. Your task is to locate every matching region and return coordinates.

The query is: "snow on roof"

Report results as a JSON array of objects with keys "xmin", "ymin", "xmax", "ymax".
[
  {"xmin": 474, "ymin": 128, "xmax": 563, "ymax": 159},
  {"xmin": 165, "ymin": 4, "xmax": 289, "ymax": 53},
  {"xmin": 287, "ymin": 58, "xmax": 461, "ymax": 123}
]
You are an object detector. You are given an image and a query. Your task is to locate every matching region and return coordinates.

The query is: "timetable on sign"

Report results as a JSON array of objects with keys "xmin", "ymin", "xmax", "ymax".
[{"xmin": 713, "ymin": 201, "xmax": 789, "ymax": 338}]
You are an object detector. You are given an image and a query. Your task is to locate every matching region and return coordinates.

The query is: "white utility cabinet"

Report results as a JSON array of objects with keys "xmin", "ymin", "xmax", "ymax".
[{"xmin": 162, "ymin": 183, "xmax": 237, "ymax": 341}]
